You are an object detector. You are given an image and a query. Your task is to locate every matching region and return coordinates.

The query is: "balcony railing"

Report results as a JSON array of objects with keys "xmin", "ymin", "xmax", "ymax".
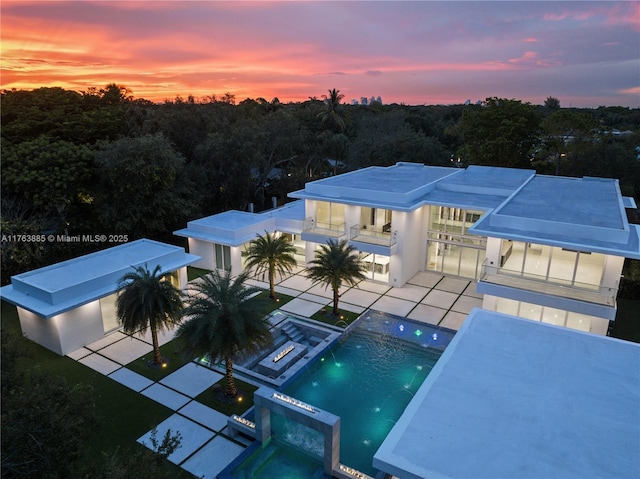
[
  {"xmin": 303, "ymin": 217, "xmax": 346, "ymax": 237},
  {"xmin": 349, "ymin": 224, "xmax": 398, "ymax": 247},
  {"xmin": 480, "ymin": 260, "xmax": 617, "ymax": 306}
]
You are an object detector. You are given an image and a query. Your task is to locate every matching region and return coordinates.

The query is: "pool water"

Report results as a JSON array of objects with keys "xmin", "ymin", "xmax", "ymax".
[
  {"xmin": 279, "ymin": 312, "xmax": 448, "ymax": 476},
  {"xmin": 228, "ymin": 438, "xmax": 330, "ymax": 479},
  {"xmin": 223, "ymin": 311, "xmax": 453, "ymax": 478}
]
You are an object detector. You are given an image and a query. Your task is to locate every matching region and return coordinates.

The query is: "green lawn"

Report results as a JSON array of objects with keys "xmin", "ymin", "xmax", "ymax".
[
  {"xmin": 0, "ymin": 282, "xmax": 299, "ymax": 475},
  {"xmin": 1, "ymin": 300, "xmax": 192, "ymax": 477},
  {"xmin": 195, "ymin": 377, "xmax": 258, "ymax": 416},
  {"xmin": 310, "ymin": 307, "xmax": 360, "ymax": 328}
]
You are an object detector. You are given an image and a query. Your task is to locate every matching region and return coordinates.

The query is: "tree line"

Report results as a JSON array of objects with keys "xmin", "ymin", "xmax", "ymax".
[{"xmin": 2, "ymin": 84, "xmax": 639, "ymax": 283}]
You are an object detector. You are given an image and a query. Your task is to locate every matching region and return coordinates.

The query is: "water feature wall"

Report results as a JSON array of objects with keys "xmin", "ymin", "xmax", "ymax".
[{"xmin": 253, "ymin": 386, "xmax": 340, "ymax": 476}]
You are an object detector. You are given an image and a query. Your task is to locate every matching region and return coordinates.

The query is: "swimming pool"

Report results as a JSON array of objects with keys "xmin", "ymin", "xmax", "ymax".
[{"xmin": 222, "ymin": 310, "xmax": 454, "ymax": 478}]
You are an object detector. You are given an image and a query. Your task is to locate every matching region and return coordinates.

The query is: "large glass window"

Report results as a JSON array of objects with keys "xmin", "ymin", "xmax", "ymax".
[
  {"xmin": 426, "ymin": 206, "xmax": 486, "ymax": 280},
  {"xmin": 360, "ymin": 252, "xmax": 390, "ymax": 282},
  {"xmin": 359, "ymin": 207, "xmax": 392, "ymax": 232},
  {"xmin": 494, "ymin": 297, "xmax": 598, "ymax": 333},
  {"xmin": 501, "ymin": 241, "xmax": 604, "ymax": 290},
  {"xmin": 281, "ymin": 233, "xmax": 306, "ymax": 264},
  {"xmin": 215, "ymin": 244, "xmax": 232, "ymax": 271},
  {"xmin": 316, "ymin": 201, "xmax": 345, "ymax": 229}
]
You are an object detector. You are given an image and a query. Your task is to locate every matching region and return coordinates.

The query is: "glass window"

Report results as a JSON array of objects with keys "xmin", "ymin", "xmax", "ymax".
[{"xmin": 215, "ymin": 244, "xmax": 231, "ymax": 271}]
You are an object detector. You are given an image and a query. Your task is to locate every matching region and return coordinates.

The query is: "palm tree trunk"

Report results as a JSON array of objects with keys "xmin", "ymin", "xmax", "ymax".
[
  {"xmin": 224, "ymin": 357, "xmax": 237, "ymax": 397},
  {"xmin": 269, "ymin": 264, "xmax": 276, "ymax": 299},
  {"xmin": 332, "ymin": 288, "xmax": 340, "ymax": 317},
  {"xmin": 151, "ymin": 326, "xmax": 163, "ymax": 364}
]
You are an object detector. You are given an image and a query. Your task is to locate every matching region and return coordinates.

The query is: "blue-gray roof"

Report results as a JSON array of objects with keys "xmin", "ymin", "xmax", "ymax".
[
  {"xmin": 374, "ymin": 309, "xmax": 640, "ymax": 479},
  {"xmin": 0, "ymin": 239, "xmax": 200, "ymax": 318}
]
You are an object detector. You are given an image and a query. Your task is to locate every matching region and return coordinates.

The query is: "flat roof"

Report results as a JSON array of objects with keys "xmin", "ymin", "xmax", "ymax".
[
  {"xmin": 290, "ymin": 163, "xmax": 533, "ymax": 211},
  {"xmin": 374, "ymin": 309, "xmax": 640, "ymax": 479},
  {"xmin": 0, "ymin": 239, "xmax": 199, "ymax": 318},
  {"xmin": 174, "ymin": 202, "xmax": 305, "ymax": 246},
  {"xmin": 470, "ymin": 175, "xmax": 640, "ymax": 258}
]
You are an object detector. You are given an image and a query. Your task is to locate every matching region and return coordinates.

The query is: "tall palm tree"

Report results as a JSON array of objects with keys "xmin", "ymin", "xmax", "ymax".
[
  {"xmin": 318, "ymin": 88, "xmax": 346, "ymax": 132},
  {"xmin": 243, "ymin": 231, "xmax": 298, "ymax": 299},
  {"xmin": 175, "ymin": 269, "xmax": 272, "ymax": 397},
  {"xmin": 305, "ymin": 239, "xmax": 366, "ymax": 317},
  {"xmin": 116, "ymin": 264, "xmax": 183, "ymax": 365}
]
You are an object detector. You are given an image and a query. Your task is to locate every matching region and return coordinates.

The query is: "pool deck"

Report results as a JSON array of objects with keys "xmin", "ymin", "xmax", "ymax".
[{"xmin": 64, "ymin": 268, "xmax": 478, "ymax": 478}]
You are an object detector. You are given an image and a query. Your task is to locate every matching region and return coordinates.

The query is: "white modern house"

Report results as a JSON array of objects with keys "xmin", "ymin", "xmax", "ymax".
[
  {"xmin": 374, "ymin": 308, "xmax": 640, "ymax": 479},
  {"xmin": 175, "ymin": 162, "xmax": 640, "ymax": 336},
  {"xmin": 0, "ymin": 239, "xmax": 199, "ymax": 355}
]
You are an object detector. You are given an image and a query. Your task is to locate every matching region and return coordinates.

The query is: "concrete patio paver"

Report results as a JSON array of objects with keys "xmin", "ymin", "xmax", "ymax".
[
  {"xmin": 435, "ymin": 276, "xmax": 470, "ymax": 294},
  {"xmin": 180, "ymin": 435, "xmax": 245, "ymax": 479},
  {"xmin": 273, "ymin": 285, "xmax": 303, "ymax": 297},
  {"xmin": 135, "ymin": 328, "xmax": 178, "ymax": 348},
  {"xmin": 160, "ymin": 362, "xmax": 224, "ymax": 398},
  {"xmin": 137, "ymin": 413, "xmax": 215, "ymax": 465},
  {"xmin": 463, "ymin": 282, "xmax": 483, "ymax": 299},
  {"xmin": 67, "ymin": 347, "xmax": 92, "ymax": 360},
  {"xmin": 298, "ymin": 292, "xmax": 331, "ymax": 304},
  {"xmin": 339, "ymin": 288, "xmax": 380, "ymax": 308},
  {"xmin": 278, "ymin": 274, "xmax": 314, "ymax": 291},
  {"xmin": 421, "ymin": 289, "xmax": 459, "ymax": 310},
  {"xmin": 179, "ymin": 401, "xmax": 229, "ymax": 431},
  {"xmin": 356, "ymin": 280, "xmax": 392, "ymax": 294},
  {"xmin": 370, "ymin": 295, "xmax": 417, "ymax": 317},
  {"xmin": 440, "ymin": 311, "xmax": 468, "ymax": 330},
  {"xmin": 407, "ymin": 304, "xmax": 448, "ymax": 325},
  {"xmin": 78, "ymin": 353, "xmax": 122, "ymax": 375},
  {"xmin": 85, "ymin": 331, "xmax": 127, "ymax": 351},
  {"xmin": 108, "ymin": 367, "xmax": 154, "ymax": 392},
  {"xmin": 451, "ymin": 295, "xmax": 484, "ymax": 315},
  {"xmin": 407, "ymin": 271, "xmax": 444, "ymax": 288},
  {"xmin": 98, "ymin": 336, "xmax": 153, "ymax": 365},
  {"xmin": 141, "ymin": 383, "xmax": 191, "ymax": 410},
  {"xmin": 279, "ymin": 297, "xmax": 325, "ymax": 317},
  {"xmin": 386, "ymin": 284, "xmax": 430, "ymax": 303}
]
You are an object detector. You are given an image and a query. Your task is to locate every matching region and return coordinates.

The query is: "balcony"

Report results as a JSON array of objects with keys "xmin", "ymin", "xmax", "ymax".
[
  {"xmin": 301, "ymin": 217, "xmax": 346, "ymax": 243},
  {"xmin": 350, "ymin": 225, "xmax": 397, "ymax": 247},
  {"xmin": 349, "ymin": 224, "xmax": 398, "ymax": 256},
  {"xmin": 477, "ymin": 260, "xmax": 617, "ymax": 319}
]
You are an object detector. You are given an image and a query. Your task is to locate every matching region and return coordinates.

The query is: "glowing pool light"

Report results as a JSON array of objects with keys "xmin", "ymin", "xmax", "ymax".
[
  {"xmin": 415, "ymin": 329, "xmax": 423, "ymax": 337},
  {"xmin": 232, "ymin": 414, "xmax": 256, "ymax": 429},
  {"xmin": 273, "ymin": 344, "xmax": 295, "ymax": 363},
  {"xmin": 399, "ymin": 324, "xmax": 404, "ymax": 332},
  {"xmin": 272, "ymin": 392, "xmax": 316, "ymax": 413},
  {"xmin": 432, "ymin": 333, "xmax": 438, "ymax": 341}
]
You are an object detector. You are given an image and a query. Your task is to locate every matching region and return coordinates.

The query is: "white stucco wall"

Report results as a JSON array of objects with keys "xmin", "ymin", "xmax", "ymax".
[
  {"xmin": 18, "ymin": 301, "xmax": 104, "ymax": 356},
  {"xmin": 188, "ymin": 238, "xmax": 214, "ymax": 269}
]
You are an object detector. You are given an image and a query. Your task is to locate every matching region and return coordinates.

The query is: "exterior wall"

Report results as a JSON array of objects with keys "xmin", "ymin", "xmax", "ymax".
[
  {"xmin": 230, "ymin": 245, "xmax": 243, "ymax": 275},
  {"xmin": 18, "ymin": 301, "xmax": 104, "ymax": 355},
  {"xmin": 602, "ymin": 255, "xmax": 624, "ymax": 290},
  {"xmin": 177, "ymin": 266, "xmax": 188, "ymax": 289},
  {"xmin": 188, "ymin": 238, "xmax": 214, "ymax": 269},
  {"xmin": 392, "ymin": 208, "xmax": 424, "ymax": 287}
]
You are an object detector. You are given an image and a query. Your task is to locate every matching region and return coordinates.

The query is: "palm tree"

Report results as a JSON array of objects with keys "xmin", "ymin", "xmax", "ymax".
[
  {"xmin": 318, "ymin": 88, "xmax": 346, "ymax": 132},
  {"xmin": 305, "ymin": 239, "xmax": 366, "ymax": 317},
  {"xmin": 116, "ymin": 264, "xmax": 183, "ymax": 365},
  {"xmin": 243, "ymin": 231, "xmax": 298, "ymax": 299},
  {"xmin": 175, "ymin": 269, "xmax": 272, "ymax": 397}
]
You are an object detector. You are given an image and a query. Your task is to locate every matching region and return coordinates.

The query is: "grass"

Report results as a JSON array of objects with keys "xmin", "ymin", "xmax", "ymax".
[
  {"xmin": 187, "ymin": 266, "xmax": 212, "ymax": 281},
  {"xmin": 195, "ymin": 377, "xmax": 258, "ymax": 416},
  {"xmin": 1, "ymin": 300, "xmax": 193, "ymax": 477},
  {"xmin": 310, "ymin": 307, "xmax": 360, "ymax": 328},
  {"xmin": 126, "ymin": 340, "xmax": 192, "ymax": 381}
]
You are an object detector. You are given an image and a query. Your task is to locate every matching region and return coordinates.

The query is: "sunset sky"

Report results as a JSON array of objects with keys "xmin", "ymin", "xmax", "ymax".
[{"xmin": 1, "ymin": 1, "xmax": 639, "ymax": 107}]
